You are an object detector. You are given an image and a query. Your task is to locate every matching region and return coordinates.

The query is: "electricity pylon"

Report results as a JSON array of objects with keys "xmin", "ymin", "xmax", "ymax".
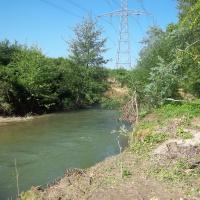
[{"xmin": 99, "ymin": 0, "xmax": 149, "ymax": 69}]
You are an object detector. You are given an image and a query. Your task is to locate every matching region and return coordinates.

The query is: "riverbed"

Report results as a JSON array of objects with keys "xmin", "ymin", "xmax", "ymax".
[{"xmin": 0, "ymin": 109, "xmax": 127, "ymax": 199}]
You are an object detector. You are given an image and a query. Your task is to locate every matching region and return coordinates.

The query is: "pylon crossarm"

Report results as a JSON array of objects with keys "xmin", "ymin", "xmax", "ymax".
[
  {"xmin": 98, "ymin": 10, "xmax": 123, "ymax": 17},
  {"xmin": 127, "ymin": 10, "xmax": 151, "ymax": 16},
  {"xmin": 98, "ymin": 10, "xmax": 150, "ymax": 17}
]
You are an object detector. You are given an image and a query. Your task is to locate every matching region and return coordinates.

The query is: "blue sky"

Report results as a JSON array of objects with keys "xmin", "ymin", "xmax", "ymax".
[{"xmin": 0, "ymin": 0, "xmax": 178, "ymax": 68}]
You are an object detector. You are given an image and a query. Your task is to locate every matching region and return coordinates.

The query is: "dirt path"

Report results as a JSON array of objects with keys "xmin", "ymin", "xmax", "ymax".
[{"xmin": 89, "ymin": 180, "xmax": 182, "ymax": 200}]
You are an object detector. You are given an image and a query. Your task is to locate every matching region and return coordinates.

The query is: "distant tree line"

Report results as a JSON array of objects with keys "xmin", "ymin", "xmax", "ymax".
[{"xmin": 0, "ymin": 17, "xmax": 108, "ymax": 116}]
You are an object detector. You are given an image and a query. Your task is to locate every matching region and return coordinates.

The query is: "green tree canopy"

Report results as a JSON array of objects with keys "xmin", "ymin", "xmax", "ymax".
[{"xmin": 69, "ymin": 16, "xmax": 108, "ymax": 67}]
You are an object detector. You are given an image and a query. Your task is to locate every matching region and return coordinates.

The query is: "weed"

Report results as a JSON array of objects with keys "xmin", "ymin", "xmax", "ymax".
[
  {"xmin": 19, "ymin": 191, "xmax": 40, "ymax": 200},
  {"xmin": 149, "ymin": 158, "xmax": 200, "ymax": 197},
  {"xmin": 131, "ymin": 132, "xmax": 168, "ymax": 156},
  {"xmin": 122, "ymin": 169, "xmax": 132, "ymax": 178},
  {"xmin": 136, "ymin": 121, "xmax": 157, "ymax": 130},
  {"xmin": 150, "ymin": 160, "xmax": 190, "ymax": 183},
  {"xmin": 131, "ymin": 140, "xmax": 150, "ymax": 155},
  {"xmin": 155, "ymin": 100, "xmax": 200, "ymax": 121},
  {"xmin": 176, "ymin": 127, "xmax": 193, "ymax": 139},
  {"xmin": 144, "ymin": 132, "xmax": 168, "ymax": 144}
]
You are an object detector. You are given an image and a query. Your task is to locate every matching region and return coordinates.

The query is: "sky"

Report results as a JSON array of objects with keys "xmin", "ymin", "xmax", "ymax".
[{"xmin": 0, "ymin": 0, "xmax": 178, "ymax": 68}]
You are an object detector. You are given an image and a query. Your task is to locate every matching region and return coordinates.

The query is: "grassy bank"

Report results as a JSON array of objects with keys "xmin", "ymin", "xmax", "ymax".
[{"xmin": 130, "ymin": 100, "xmax": 200, "ymax": 198}]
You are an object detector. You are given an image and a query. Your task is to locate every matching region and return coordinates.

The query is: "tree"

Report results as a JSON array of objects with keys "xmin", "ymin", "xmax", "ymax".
[
  {"xmin": 177, "ymin": 0, "xmax": 200, "ymax": 96},
  {"xmin": 144, "ymin": 57, "xmax": 179, "ymax": 106},
  {"xmin": 0, "ymin": 39, "xmax": 108, "ymax": 116},
  {"xmin": 5, "ymin": 47, "xmax": 61, "ymax": 115},
  {"xmin": 177, "ymin": 0, "xmax": 198, "ymax": 20},
  {"xmin": 0, "ymin": 39, "xmax": 21, "ymax": 66},
  {"xmin": 67, "ymin": 17, "xmax": 109, "ymax": 107},
  {"xmin": 69, "ymin": 16, "xmax": 108, "ymax": 67}
]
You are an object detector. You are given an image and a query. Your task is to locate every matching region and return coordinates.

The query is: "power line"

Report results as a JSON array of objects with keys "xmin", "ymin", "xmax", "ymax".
[
  {"xmin": 99, "ymin": 17, "xmax": 118, "ymax": 33},
  {"xmin": 46, "ymin": 0, "xmax": 117, "ymax": 46},
  {"xmin": 63, "ymin": 0, "xmax": 89, "ymax": 13},
  {"xmin": 106, "ymin": 34, "xmax": 117, "ymax": 46},
  {"xmin": 105, "ymin": 0, "xmax": 114, "ymax": 10},
  {"xmin": 137, "ymin": 0, "xmax": 156, "ymax": 26},
  {"xmin": 111, "ymin": 0, "xmax": 121, "ymax": 7},
  {"xmin": 131, "ymin": 17, "xmax": 145, "ymax": 33},
  {"xmin": 39, "ymin": 0, "xmax": 82, "ymax": 19},
  {"xmin": 62, "ymin": 1, "xmax": 118, "ymax": 33},
  {"xmin": 137, "ymin": 0, "xmax": 147, "ymax": 12}
]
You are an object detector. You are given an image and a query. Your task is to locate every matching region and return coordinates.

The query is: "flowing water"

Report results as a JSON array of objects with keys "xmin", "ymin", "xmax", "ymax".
[{"xmin": 0, "ymin": 109, "xmax": 127, "ymax": 199}]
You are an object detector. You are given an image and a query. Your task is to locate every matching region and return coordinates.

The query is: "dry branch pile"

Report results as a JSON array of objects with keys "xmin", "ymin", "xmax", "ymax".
[{"xmin": 121, "ymin": 91, "xmax": 139, "ymax": 124}]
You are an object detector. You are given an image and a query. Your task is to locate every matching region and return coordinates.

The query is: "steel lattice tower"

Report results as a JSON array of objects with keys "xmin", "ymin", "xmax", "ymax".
[
  {"xmin": 99, "ymin": 0, "xmax": 149, "ymax": 69},
  {"xmin": 116, "ymin": 0, "xmax": 131, "ymax": 69}
]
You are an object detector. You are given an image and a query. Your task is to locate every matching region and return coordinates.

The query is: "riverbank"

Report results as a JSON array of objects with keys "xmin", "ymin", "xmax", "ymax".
[
  {"xmin": 0, "ymin": 109, "xmax": 122, "ymax": 200},
  {"xmin": 20, "ymin": 151, "xmax": 185, "ymax": 200},
  {"xmin": 20, "ymin": 100, "xmax": 200, "ymax": 200},
  {"xmin": 0, "ymin": 116, "xmax": 34, "ymax": 126}
]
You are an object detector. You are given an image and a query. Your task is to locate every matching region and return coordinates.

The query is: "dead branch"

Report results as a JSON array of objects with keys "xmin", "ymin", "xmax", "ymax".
[{"xmin": 121, "ymin": 91, "xmax": 139, "ymax": 124}]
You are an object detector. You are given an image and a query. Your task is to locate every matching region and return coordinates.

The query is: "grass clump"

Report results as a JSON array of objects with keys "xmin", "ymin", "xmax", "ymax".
[
  {"xmin": 19, "ymin": 190, "xmax": 41, "ymax": 200},
  {"xmin": 176, "ymin": 127, "xmax": 193, "ymax": 139},
  {"xmin": 155, "ymin": 100, "xmax": 200, "ymax": 121},
  {"xmin": 136, "ymin": 121, "xmax": 157, "ymax": 130},
  {"xmin": 122, "ymin": 169, "xmax": 132, "ymax": 178},
  {"xmin": 131, "ymin": 132, "xmax": 168, "ymax": 156},
  {"xmin": 144, "ymin": 132, "xmax": 168, "ymax": 144},
  {"xmin": 150, "ymin": 160, "xmax": 190, "ymax": 182},
  {"xmin": 150, "ymin": 160, "xmax": 200, "ymax": 197},
  {"xmin": 130, "ymin": 116, "xmax": 169, "ymax": 156}
]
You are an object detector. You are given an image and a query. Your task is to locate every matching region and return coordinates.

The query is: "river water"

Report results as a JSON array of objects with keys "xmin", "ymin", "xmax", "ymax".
[{"xmin": 0, "ymin": 109, "xmax": 127, "ymax": 199}]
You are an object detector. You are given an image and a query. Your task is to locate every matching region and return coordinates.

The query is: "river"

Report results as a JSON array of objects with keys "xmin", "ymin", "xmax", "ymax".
[{"xmin": 0, "ymin": 109, "xmax": 127, "ymax": 199}]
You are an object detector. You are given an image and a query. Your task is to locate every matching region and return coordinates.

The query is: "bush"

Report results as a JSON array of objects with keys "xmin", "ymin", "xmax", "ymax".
[{"xmin": 0, "ymin": 41, "xmax": 108, "ymax": 116}]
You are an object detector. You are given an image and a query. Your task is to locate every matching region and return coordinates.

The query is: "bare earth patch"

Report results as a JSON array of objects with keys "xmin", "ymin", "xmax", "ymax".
[
  {"xmin": 20, "ymin": 151, "xmax": 186, "ymax": 200},
  {"xmin": 104, "ymin": 78, "xmax": 129, "ymax": 99},
  {"xmin": 153, "ymin": 127, "xmax": 200, "ymax": 164},
  {"xmin": 191, "ymin": 117, "xmax": 200, "ymax": 129}
]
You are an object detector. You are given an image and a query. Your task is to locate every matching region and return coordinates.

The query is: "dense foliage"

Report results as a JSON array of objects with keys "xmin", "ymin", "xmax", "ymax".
[
  {"xmin": 0, "ymin": 18, "xmax": 108, "ymax": 116},
  {"xmin": 126, "ymin": 0, "xmax": 200, "ymax": 107},
  {"xmin": 69, "ymin": 17, "xmax": 108, "ymax": 67}
]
